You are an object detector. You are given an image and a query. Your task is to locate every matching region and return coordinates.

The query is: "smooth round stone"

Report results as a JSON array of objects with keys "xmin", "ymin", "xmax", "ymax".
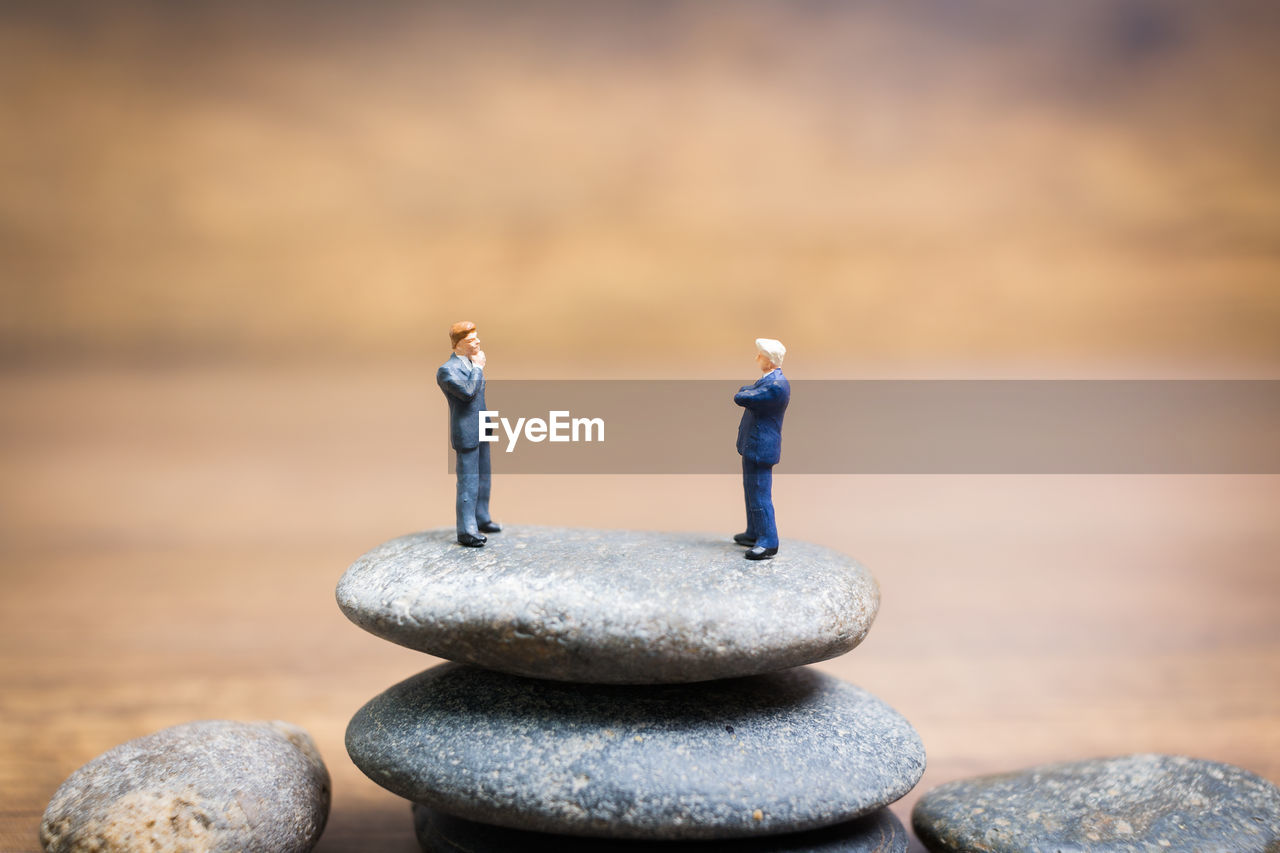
[
  {"xmin": 337, "ymin": 526, "xmax": 879, "ymax": 683},
  {"xmin": 413, "ymin": 804, "xmax": 908, "ymax": 852},
  {"xmin": 912, "ymin": 754, "xmax": 1280, "ymax": 852},
  {"xmin": 346, "ymin": 664, "xmax": 925, "ymax": 840},
  {"xmin": 41, "ymin": 720, "xmax": 330, "ymax": 853}
]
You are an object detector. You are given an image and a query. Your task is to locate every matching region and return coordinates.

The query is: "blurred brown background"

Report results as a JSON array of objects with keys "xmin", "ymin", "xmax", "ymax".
[
  {"xmin": 2, "ymin": 2, "xmax": 1277, "ymax": 851},
  {"xmin": 4, "ymin": 0, "xmax": 1280, "ymax": 367}
]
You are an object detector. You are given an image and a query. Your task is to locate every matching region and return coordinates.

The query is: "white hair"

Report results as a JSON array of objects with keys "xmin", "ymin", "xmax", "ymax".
[{"xmin": 755, "ymin": 338, "xmax": 786, "ymax": 367}]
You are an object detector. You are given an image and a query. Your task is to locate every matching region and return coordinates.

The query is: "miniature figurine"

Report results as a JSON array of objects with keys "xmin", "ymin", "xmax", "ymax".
[
  {"xmin": 438, "ymin": 321, "xmax": 501, "ymax": 547},
  {"xmin": 733, "ymin": 338, "xmax": 790, "ymax": 559}
]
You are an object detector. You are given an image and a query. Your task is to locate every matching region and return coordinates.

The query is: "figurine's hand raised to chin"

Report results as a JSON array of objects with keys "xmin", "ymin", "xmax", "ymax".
[{"xmin": 471, "ymin": 350, "xmax": 487, "ymax": 369}]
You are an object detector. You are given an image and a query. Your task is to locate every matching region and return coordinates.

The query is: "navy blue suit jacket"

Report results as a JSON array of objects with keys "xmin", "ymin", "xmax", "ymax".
[
  {"xmin": 735, "ymin": 368, "xmax": 790, "ymax": 466},
  {"xmin": 437, "ymin": 354, "xmax": 486, "ymax": 450}
]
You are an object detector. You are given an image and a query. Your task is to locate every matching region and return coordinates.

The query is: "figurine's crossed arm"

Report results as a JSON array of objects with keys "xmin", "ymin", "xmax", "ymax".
[
  {"xmin": 734, "ymin": 381, "xmax": 785, "ymax": 408},
  {"xmin": 437, "ymin": 363, "xmax": 483, "ymax": 401}
]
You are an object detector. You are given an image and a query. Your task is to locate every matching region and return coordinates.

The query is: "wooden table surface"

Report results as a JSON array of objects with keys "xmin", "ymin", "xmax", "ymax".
[{"xmin": 2, "ymin": 364, "xmax": 1277, "ymax": 852}]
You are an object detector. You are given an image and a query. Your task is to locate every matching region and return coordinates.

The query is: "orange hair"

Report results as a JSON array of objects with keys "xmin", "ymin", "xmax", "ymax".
[{"xmin": 449, "ymin": 321, "xmax": 477, "ymax": 348}]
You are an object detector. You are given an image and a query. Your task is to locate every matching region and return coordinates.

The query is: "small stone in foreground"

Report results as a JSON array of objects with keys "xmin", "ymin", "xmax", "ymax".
[
  {"xmin": 413, "ymin": 804, "xmax": 908, "ymax": 852},
  {"xmin": 347, "ymin": 663, "xmax": 925, "ymax": 840},
  {"xmin": 912, "ymin": 753, "xmax": 1280, "ymax": 853},
  {"xmin": 336, "ymin": 526, "xmax": 880, "ymax": 683},
  {"xmin": 41, "ymin": 720, "xmax": 330, "ymax": 853}
]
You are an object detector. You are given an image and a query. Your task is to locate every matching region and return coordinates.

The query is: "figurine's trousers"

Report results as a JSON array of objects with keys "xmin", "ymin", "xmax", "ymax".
[
  {"xmin": 454, "ymin": 443, "xmax": 493, "ymax": 536},
  {"xmin": 742, "ymin": 457, "xmax": 778, "ymax": 549}
]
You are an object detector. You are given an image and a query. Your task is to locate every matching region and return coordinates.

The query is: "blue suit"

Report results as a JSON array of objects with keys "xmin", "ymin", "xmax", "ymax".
[
  {"xmin": 437, "ymin": 354, "xmax": 493, "ymax": 537},
  {"xmin": 735, "ymin": 368, "xmax": 789, "ymax": 550}
]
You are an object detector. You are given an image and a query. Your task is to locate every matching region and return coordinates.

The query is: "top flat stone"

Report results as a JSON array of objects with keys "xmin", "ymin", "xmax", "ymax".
[{"xmin": 337, "ymin": 526, "xmax": 879, "ymax": 683}]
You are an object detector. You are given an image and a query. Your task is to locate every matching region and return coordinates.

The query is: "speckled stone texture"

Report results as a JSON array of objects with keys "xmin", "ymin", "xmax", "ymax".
[
  {"xmin": 347, "ymin": 663, "xmax": 925, "ymax": 840},
  {"xmin": 41, "ymin": 720, "xmax": 330, "ymax": 853},
  {"xmin": 337, "ymin": 526, "xmax": 880, "ymax": 684},
  {"xmin": 912, "ymin": 753, "xmax": 1280, "ymax": 853},
  {"xmin": 412, "ymin": 804, "xmax": 908, "ymax": 851}
]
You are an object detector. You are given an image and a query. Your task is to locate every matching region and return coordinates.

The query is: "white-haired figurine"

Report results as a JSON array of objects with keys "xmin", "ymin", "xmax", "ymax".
[{"xmin": 733, "ymin": 338, "xmax": 790, "ymax": 559}]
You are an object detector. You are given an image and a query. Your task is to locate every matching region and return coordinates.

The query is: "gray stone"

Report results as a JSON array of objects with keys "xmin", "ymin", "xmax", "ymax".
[
  {"xmin": 41, "ymin": 720, "xmax": 330, "ymax": 853},
  {"xmin": 336, "ymin": 526, "xmax": 879, "ymax": 683},
  {"xmin": 346, "ymin": 663, "xmax": 925, "ymax": 840},
  {"xmin": 413, "ymin": 804, "xmax": 908, "ymax": 851},
  {"xmin": 912, "ymin": 753, "xmax": 1280, "ymax": 853}
]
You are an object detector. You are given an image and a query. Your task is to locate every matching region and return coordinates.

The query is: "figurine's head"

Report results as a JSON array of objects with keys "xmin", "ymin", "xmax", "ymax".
[
  {"xmin": 450, "ymin": 321, "xmax": 481, "ymax": 357},
  {"xmin": 755, "ymin": 338, "xmax": 785, "ymax": 372}
]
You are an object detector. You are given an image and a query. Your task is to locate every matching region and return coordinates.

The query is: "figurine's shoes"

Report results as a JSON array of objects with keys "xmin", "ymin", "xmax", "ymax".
[
  {"xmin": 457, "ymin": 532, "xmax": 487, "ymax": 547},
  {"xmin": 744, "ymin": 546, "xmax": 778, "ymax": 560},
  {"xmin": 478, "ymin": 521, "xmax": 502, "ymax": 534},
  {"xmin": 732, "ymin": 532, "xmax": 757, "ymax": 546}
]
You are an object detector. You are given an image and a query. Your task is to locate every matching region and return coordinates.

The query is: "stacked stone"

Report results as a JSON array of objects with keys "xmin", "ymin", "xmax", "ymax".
[{"xmin": 338, "ymin": 526, "xmax": 926, "ymax": 851}]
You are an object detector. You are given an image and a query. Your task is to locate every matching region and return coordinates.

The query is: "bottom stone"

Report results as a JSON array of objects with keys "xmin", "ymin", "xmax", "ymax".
[{"xmin": 413, "ymin": 804, "xmax": 908, "ymax": 852}]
